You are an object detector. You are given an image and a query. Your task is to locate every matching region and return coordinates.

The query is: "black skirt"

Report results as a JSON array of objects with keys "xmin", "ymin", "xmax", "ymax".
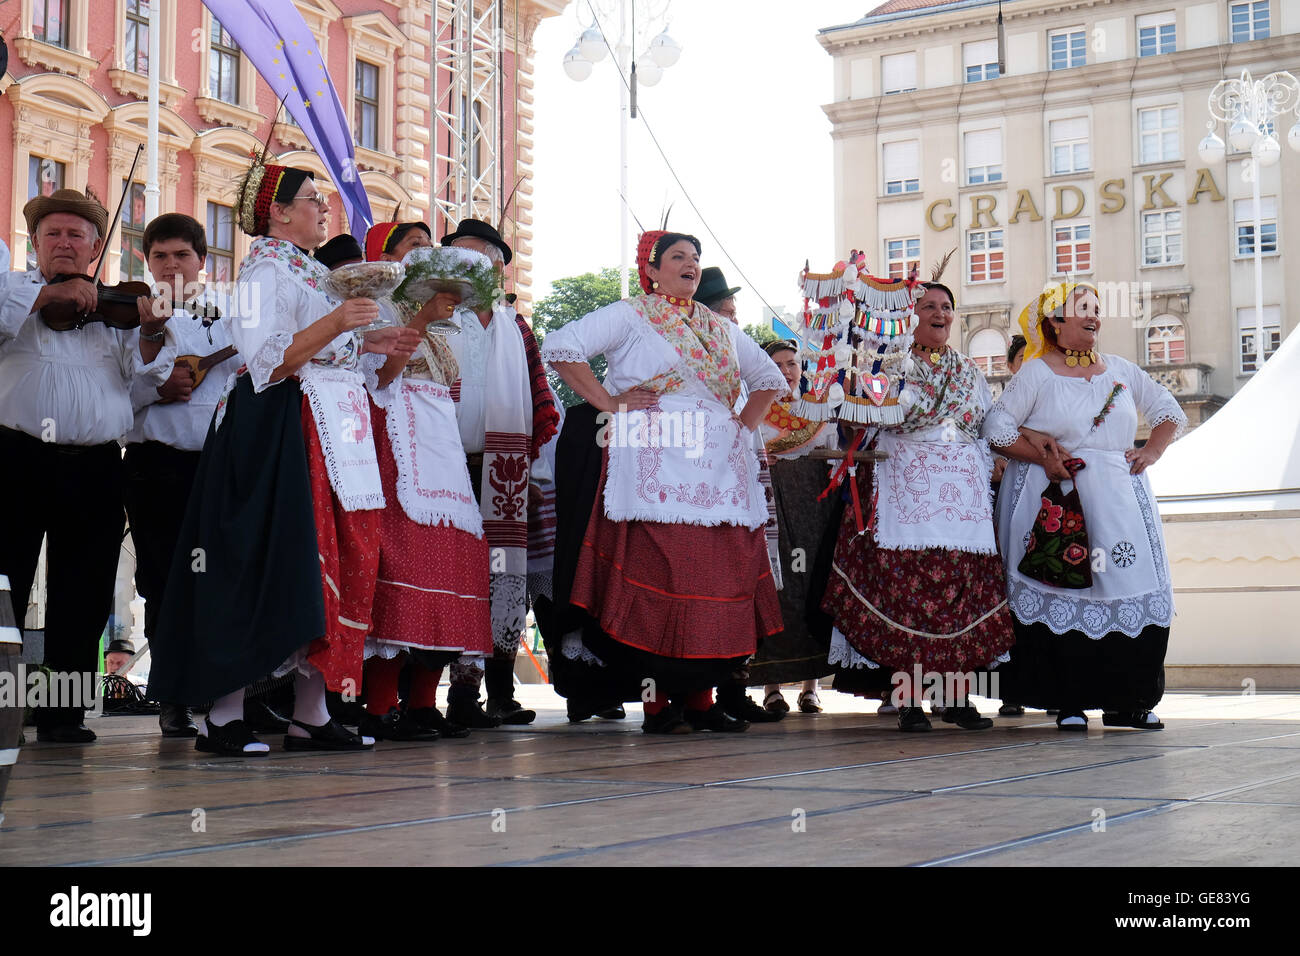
[
  {"xmin": 746, "ymin": 456, "xmax": 837, "ymax": 686},
  {"xmin": 147, "ymin": 375, "xmax": 326, "ymax": 705},
  {"xmin": 539, "ymin": 403, "xmax": 743, "ymax": 704},
  {"xmin": 1002, "ymin": 618, "xmax": 1168, "ymax": 712}
]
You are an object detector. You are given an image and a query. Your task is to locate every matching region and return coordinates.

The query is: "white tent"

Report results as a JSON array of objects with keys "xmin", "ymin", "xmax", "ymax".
[
  {"xmin": 1149, "ymin": 324, "xmax": 1300, "ymax": 513},
  {"xmin": 1148, "ymin": 327, "xmax": 1300, "ymax": 689}
]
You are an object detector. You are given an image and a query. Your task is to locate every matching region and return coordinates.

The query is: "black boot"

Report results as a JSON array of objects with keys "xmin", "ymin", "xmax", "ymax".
[{"xmin": 159, "ymin": 702, "xmax": 199, "ymax": 737}]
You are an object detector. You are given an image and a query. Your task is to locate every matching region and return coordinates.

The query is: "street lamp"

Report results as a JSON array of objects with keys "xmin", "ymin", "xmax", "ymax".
[
  {"xmin": 1199, "ymin": 70, "xmax": 1300, "ymax": 375},
  {"xmin": 562, "ymin": 4, "xmax": 682, "ymax": 299}
]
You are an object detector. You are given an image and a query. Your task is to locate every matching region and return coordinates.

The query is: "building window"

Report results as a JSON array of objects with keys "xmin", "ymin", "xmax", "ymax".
[
  {"xmin": 963, "ymin": 39, "xmax": 999, "ymax": 83},
  {"xmin": 354, "ymin": 60, "xmax": 380, "ymax": 151},
  {"xmin": 1142, "ymin": 209, "xmax": 1183, "ymax": 266},
  {"xmin": 885, "ymin": 237, "xmax": 920, "ymax": 280},
  {"xmin": 881, "ymin": 52, "xmax": 917, "ymax": 94},
  {"xmin": 1138, "ymin": 106, "xmax": 1180, "ymax": 163},
  {"xmin": 206, "ymin": 202, "xmax": 235, "ymax": 284},
  {"xmin": 882, "ymin": 140, "xmax": 920, "ymax": 195},
  {"xmin": 1054, "ymin": 221, "xmax": 1092, "ymax": 275},
  {"xmin": 26, "ymin": 156, "xmax": 67, "ymax": 268},
  {"xmin": 969, "ymin": 329, "xmax": 1008, "ymax": 375},
  {"xmin": 967, "ymin": 229, "xmax": 1004, "ymax": 283},
  {"xmin": 1048, "ymin": 28, "xmax": 1086, "ymax": 70},
  {"xmin": 1145, "ymin": 317, "xmax": 1187, "ymax": 365},
  {"xmin": 120, "ymin": 181, "xmax": 147, "ymax": 282},
  {"xmin": 1235, "ymin": 197, "xmax": 1279, "ymax": 257},
  {"xmin": 209, "ymin": 19, "xmax": 240, "ymax": 105},
  {"xmin": 965, "ymin": 128, "xmax": 1003, "ymax": 185},
  {"xmin": 1136, "ymin": 12, "xmax": 1176, "ymax": 56},
  {"xmin": 33, "ymin": 0, "xmax": 70, "ymax": 48},
  {"xmin": 1230, "ymin": 1, "xmax": 1270, "ymax": 42},
  {"xmin": 1238, "ymin": 306, "xmax": 1280, "ymax": 372},
  {"xmin": 1050, "ymin": 117, "xmax": 1090, "ymax": 174},
  {"xmin": 125, "ymin": 0, "xmax": 150, "ymax": 74}
]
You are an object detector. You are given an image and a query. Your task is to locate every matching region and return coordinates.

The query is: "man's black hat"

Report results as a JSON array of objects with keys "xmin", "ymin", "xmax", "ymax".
[
  {"xmin": 696, "ymin": 266, "xmax": 741, "ymax": 306},
  {"xmin": 441, "ymin": 218, "xmax": 512, "ymax": 265},
  {"xmin": 315, "ymin": 234, "xmax": 364, "ymax": 269}
]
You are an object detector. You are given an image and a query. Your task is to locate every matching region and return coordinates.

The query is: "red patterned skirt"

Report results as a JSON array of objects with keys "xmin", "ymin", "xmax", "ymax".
[
  {"xmin": 571, "ymin": 464, "xmax": 783, "ymax": 661},
  {"xmin": 822, "ymin": 465, "xmax": 1014, "ymax": 675},
  {"xmin": 370, "ymin": 402, "xmax": 492, "ymax": 656},
  {"xmin": 301, "ymin": 398, "xmax": 381, "ymax": 693}
]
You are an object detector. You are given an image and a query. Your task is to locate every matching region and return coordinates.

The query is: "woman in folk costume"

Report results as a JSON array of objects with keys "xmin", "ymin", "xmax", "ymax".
[
  {"xmin": 148, "ymin": 158, "xmax": 419, "ymax": 755},
  {"xmin": 751, "ymin": 338, "xmax": 840, "ymax": 716},
  {"xmin": 351, "ymin": 221, "xmax": 493, "ymax": 740},
  {"xmin": 982, "ymin": 282, "xmax": 1185, "ymax": 731},
  {"xmin": 435, "ymin": 219, "xmax": 560, "ymax": 728},
  {"xmin": 821, "ymin": 279, "xmax": 1014, "ymax": 732},
  {"xmin": 541, "ymin": 230, "xmax": 787, "ymax": 734}
]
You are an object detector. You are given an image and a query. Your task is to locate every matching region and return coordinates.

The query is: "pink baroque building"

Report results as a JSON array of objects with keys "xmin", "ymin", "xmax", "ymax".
[{"xmin": 0, "ymin": 0, "xmax": 567, "ymax": 309}]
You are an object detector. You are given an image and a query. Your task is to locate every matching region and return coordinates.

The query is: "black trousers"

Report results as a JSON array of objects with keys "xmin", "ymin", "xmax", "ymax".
[
  {"xmin": 0, "ymin": 426, "xmax": 125, "ymax": 728},
  {"xmin": 123, "ymin": 442, "xmax": 201, "ymax": 642}
]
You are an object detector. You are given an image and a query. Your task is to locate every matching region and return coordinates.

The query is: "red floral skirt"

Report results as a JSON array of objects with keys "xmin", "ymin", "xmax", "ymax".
[
  {"xmin": 571, "ymin": 467, "xmax": 783, "ymax": 661},
  {"xmin": 370, "ymin": 403, "xmax": 492, "ymax": 656},
  {"xmin": 822, "ymin": 466, "xmax": 1014, "ymax": 675},
  {"xmin": 302, "ymin": 398, "xmax": 380, "ymax": 693}
]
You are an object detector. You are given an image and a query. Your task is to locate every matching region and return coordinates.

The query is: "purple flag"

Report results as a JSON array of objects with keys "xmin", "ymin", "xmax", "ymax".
[{"xmin": 202, "ymin": 0, "xmax": 373, "ymax": 236}]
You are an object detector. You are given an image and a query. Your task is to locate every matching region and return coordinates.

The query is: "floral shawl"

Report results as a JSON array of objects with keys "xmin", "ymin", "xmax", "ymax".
[
  {"xmin": 630, "ymin": 294, "xmax": 742, "ymax": 408},
  {"xmin": 898, "ymin": 348, "xmax": 987, "ymax": 440}
]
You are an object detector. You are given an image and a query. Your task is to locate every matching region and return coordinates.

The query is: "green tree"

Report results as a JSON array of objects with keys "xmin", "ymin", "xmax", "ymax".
[
  {"xmin": 533, "ymin": 268, "xmax": 635, "ymax": 407},
  {"xmin": 743, "ymin": 323, "xmax": 779, "ymax": 347}
]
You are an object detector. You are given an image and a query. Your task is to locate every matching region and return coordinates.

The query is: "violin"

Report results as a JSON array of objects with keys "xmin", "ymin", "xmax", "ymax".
[
  {"xmin": 39, "ymin": 274, "xmax": 153, "ymax": 332},
  {"xmin": 39, "ymin": 144, "xmax": 155, "ymax": 334}
]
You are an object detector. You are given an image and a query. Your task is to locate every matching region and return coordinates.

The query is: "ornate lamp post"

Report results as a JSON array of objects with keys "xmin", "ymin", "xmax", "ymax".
[
  {"xmin": 562, "ymin": 2, "xmax": 681, "ymax": 299},
  {"xmin": 1199, "ymin": 70, "xmax": 1300, "ymax": 373}
]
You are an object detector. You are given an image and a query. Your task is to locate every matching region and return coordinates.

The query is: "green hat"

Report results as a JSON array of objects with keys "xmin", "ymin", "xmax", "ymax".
[{"xmin": 696, "ymin": 266, "xmax": 740, "ymax": 307}]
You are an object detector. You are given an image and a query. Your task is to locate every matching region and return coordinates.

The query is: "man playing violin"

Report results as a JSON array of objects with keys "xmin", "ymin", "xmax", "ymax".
[
  {"xmin": 124, "ymin": 213, "xmax": 244, "ymax": 740},
  {"xmin": 0, "ymin": 188, "xmax": 176, "ymax": 743}
]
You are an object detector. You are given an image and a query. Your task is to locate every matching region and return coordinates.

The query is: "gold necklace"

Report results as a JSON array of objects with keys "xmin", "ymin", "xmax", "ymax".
[
  {"xmin": 1062, "ymin": 347, "xmax": 1098, "ymax": 368},
  {"xmin": 912, "ymin": 343, "xmax": 947, "ymax": 365}
]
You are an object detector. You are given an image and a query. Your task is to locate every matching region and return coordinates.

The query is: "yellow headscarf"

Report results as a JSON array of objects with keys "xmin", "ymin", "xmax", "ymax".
[{"xmin": 1017, "ymin": 280, "xmax": 1099, "ymax": 360}]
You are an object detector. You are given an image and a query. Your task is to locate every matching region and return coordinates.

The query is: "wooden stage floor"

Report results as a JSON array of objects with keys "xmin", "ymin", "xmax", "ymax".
[{"xmin": 3, "ymin": 689, "xmax": 1299, "ymax": 867}]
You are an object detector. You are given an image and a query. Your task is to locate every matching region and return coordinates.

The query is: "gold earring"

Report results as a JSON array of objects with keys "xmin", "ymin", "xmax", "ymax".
[
  {"xmin": 282, "ymin": 217, "xmax": 292, "ymax": 223},
  {"xmin": 652, "ymin": 280, "xmax": 659, "ymax": 290}
]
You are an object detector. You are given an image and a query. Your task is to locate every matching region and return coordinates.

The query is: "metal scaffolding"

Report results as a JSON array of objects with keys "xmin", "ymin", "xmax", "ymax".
[{"xmin": 431, "ymin": 0, "xmax": 502, "ymax": 233}]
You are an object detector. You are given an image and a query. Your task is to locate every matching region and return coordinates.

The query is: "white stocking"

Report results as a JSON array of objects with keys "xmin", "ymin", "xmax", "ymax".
[
  {"xmin": 205, "ymin": 689, "xmax": 245, "ymax": 729},
  {"xmin": 288, "ymin": 668, "xmax": 331, "ymax": 735}
]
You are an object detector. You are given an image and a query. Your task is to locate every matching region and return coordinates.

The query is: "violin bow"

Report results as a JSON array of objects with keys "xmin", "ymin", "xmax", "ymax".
[{"xmin": 91, "ymin": 143, "xmax": 146, "ymax": 285}]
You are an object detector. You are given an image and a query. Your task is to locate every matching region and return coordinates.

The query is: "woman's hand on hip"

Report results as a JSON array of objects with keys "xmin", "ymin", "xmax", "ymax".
[
  {"xmin": 1125, "ymin": 444, "xmax": 1162, "ymax": 475},
  {"xmin": 604, "ymin": 388, "xmax": 658, "ymax": 414}
]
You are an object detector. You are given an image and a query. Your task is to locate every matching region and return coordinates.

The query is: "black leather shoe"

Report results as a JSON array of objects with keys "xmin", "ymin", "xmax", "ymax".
[
  {"xmin": 897, "ymin": 707, "xmax": 932, "ymax": 732},
  {"xmin": 243, "ymin": 699, "xmax": 291, "ymax": 734},
  {"xmin": 685, "ymin": 704, "xmax": 749, "ymax": 733},
  {"xmin": 642, "ymin": 706, "xmax": 693, "ymax": 735},
  {"xmin": 722, "ymin": 693, "xmax": 784, "ymax": 723},
  {"xmin": 447, "ymin": 698, "xmax": 502, "ymax": 728},
  {"xmin": 486, "ymin": 697, "xmax": 536, "ymax": 725},
  {"xmin": 945, "ymin": 705, "xmax": 994, "ymax": 730},
  {"xmin": 408, "ymin": 707, "xmax": 471, "ymax": 738},
  {"xmin": 359, "ymin": 707, "xmax": 440, "ymax": 742},
  {"xmin": 596, "ymin": 704, "xmax": 626, "ymax": 720},
  {"xmin": 36, "ymin": 724, "xmax": 97, "ymax": 743},
  {"xmin": 283, "ymin": 718, "xmax": 374, "ymax": 751},
  {"xmin": 159, "ymin": 703, "xmax": 199, "ymax": 738},
  {"xmin": 195, "ymin": 718, "xmax": 268, "ymax": 757}
]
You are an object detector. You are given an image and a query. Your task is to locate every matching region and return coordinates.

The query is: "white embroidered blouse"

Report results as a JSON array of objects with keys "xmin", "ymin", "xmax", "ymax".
[
  {"xmin": 538, "ymin": 298, "xmax": 787, "ymax": 402},
  {"xmin": 981, "ymin": 354, "xmax": 1188, "ymax": 638}
]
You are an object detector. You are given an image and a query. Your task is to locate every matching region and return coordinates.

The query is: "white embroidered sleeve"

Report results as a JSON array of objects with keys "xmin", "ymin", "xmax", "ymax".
[
  {"xmin": 539, "ymin": 301, "xmax": 628, "ymax": 367},
  {"xmin": 734, "ymin": 327, "xmax": 788, "ymax": 393},
  {"xmin": 982, "ymin": 363, "xmax": 1036, "ymax": 447},
  {"xmin": 1123, "ymin": 358, "xmax": 1188, "ymax": 439},
  {"xmin": 232, "ymin": 259, "xmax": 301, "ymax": 393}
]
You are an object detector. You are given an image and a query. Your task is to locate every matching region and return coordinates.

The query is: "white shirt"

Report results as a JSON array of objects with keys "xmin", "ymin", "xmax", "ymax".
[
  {"xmin": 0, "ymin": 238, "xmax": 10, "ymax": 275},
  {"xmin": 446, "ymin": 305, "xmax": 497, "ymax": 454},
  {"xmin": 127, "ymin": 288, "xmax": 242, "ymax": 451},
  {"xmin": 0, "ymin": 269, "xmax": 176, "ymax": 445}
]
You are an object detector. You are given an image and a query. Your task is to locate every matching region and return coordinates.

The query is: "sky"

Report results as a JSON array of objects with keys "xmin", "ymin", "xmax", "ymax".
[{"xmin": 528, "ymin": 0, "xmax": 870, "ymax": 323}]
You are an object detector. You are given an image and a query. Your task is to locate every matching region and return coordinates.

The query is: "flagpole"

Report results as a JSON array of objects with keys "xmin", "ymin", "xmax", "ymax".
[{"xmin": 144, "ymin": 0, "xmax": 161, "ymax": 225}]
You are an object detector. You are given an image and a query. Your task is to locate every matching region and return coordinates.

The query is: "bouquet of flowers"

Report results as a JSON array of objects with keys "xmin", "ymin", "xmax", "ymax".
[{"xmin": 394, "ymin": 245, "xmax": 501, "ymax": 313}]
